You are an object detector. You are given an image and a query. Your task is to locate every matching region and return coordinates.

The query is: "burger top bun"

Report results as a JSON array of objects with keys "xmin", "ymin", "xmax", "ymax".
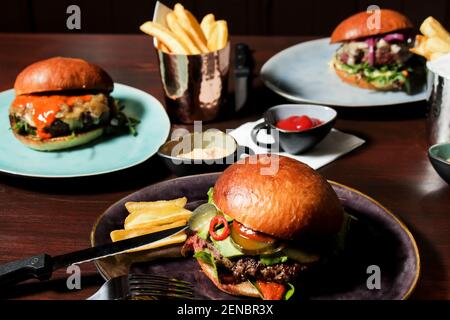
[
  {"xmin": 330, "ymin": 9, "xmax": 413, "ymax": 43},
  {"xmin": 14, "ymin": 57, "xmax": 114, "ymax": 95},
  {"xmin": 213, "ymin": 155, "xmax": 344, "ymax": 241}
]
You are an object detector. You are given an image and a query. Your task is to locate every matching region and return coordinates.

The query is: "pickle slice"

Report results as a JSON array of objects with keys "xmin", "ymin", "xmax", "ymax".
[
  {"xmin": 188, "ymin": 203, "xmax": 218, "ymax": 236},
  {"xmin": 230, "ymin": 224, "xmax": 284, "ymax": 255}
]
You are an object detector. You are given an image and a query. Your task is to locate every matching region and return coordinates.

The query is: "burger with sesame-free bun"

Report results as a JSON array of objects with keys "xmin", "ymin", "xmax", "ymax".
[
  {"xmin": 9, "ymin": 57, "xmax": 138, "ymax": 151},
  {"xmin": 183, "ymin": 155, "xmax": 352, "ymax": 300},
  {"xmin": 331, "ymin": 9, "xmax": 425, "ymax": 92}
]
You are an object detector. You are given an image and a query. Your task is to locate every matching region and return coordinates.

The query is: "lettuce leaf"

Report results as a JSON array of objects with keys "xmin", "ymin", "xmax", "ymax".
[
  {"xmin": 211, "ymin": 236, "xmax": 244, "ymax": 258},
  {"xmin": 193, "ymin": 250, "xmax": 219, "ymax": 281},
  {"xmin": 284, "ymin": 283, "xmax": 295, "ymax": 300},
  {"xmin": 207, "ymin": 187, "xmax": 215, "ymax": 204},
  {"xmin": 334, "ymin": 57, "xmax": 409, "ymax": 90},
  {"xmin": 11, "ymin": 116, "xmax": 36, "ymax": 136},
  {"xmin": 260, "ymin": 253, "xmax": 289, "ymax": 266},
  {"xmin": 248, "ymin": 279, "xmax": 264, "ymax": 299},
  {"xmin": 206, "ymin": 187, "xmax": 233, "ymax": 222}
]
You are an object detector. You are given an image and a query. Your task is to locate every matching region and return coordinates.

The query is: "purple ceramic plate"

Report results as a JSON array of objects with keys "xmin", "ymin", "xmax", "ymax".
[{"xmin": 91, "ymin": 173, "xmax": 420, "ymax": 300}]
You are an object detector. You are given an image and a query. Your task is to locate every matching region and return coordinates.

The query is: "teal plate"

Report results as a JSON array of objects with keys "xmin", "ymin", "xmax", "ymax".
[{"xmin": 0, "ymin": 83, "xmax": 170, "ymax": 178}]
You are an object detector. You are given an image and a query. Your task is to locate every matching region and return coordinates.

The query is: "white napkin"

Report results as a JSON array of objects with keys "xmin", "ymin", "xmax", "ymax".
[{"xmin": 229, "ymin": 119, "xmax": 365, "ymax": 170}]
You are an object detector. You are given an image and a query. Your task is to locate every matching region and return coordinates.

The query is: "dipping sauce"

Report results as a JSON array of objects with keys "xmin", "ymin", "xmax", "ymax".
[
  {"xmin": 178, "ymin": 147, "xmax": 229, "ymax": 160},
  {"xmin": 276, "ymin": 115, "xmax": 322, "ymax": 131}
]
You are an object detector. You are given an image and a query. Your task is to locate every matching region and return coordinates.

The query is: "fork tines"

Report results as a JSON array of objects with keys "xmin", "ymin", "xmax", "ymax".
[{"xmin": 128, "ymin": 273, "xmax": 194, "ymax": 300}]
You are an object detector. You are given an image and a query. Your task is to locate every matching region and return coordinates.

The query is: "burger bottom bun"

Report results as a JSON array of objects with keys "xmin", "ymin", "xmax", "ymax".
[
  {"xmin": 197, "ymin": 259, "xmax": 260, "ymax": 298},
  {"xmin": 11, "ymin": 126, "xmax": 104, "ymax": 151},
  {"xmin": 334, "ymin": 66, "xmax": 398, "ymax": 91}
]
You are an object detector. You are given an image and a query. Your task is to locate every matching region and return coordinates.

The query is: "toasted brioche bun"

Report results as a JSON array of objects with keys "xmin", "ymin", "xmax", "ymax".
[
  {"xmin": 10, "ymin": 117, "xmax": 104, "ymax": 151},
  {"xmin": 213, "ymin": 155, "xmax": 344, "ymax": 241},
  {"xmin": 197, "ymin": 259, "xmax": 260, "ymax": 298},
  {"xmin": 14, "ymin": 57, "xmax": 114, "ymax": 95},
  {"xmin": 330, "ymin": 9, "xmax": 413, "ymax": 43}
]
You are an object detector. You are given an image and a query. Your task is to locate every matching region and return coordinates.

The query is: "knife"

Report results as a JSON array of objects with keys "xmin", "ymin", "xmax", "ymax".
[
  {"xmin": 0, "ymin": 225, "xmax": 187, "ymax": 287},
  {"xmin": 234, "ymin": 43, "xmax": 252, "ymax": 112}
]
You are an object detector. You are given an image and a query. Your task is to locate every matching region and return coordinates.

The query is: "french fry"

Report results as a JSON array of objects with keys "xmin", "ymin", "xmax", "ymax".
[
  {"xmin": 140, "ymin": 21, "xmax": 189, "ymax": 54},
  {"xmin": 128, "ymin": 218, "xmax": 188, "ymax": 230},
  {"xmin": 420, "ymin": 16, "xmax": 450, "ymax": 43},
  {"xmin": 125, "ymin": 207, "xmax": 192, "ymax": 229},
  {"xmin": 111, "ymin": 219, "xmax": 187, "ymax": 241},
  {"xmin": 201, "ymin": 14, "xmax": 215, "ymax": 40},
  {"xmin": 125, "ymin": 197, "xmax": 187, "ymax": 213},
  {"xmin": 157, "ymin": 41, "xmax": 171, "ymax": 54},
  {"xmin": 173, "ymin": 3, "xmax": 209, "ymax": 53},
  {"xmin": 410, "ymin": 35, "xmax": 429, "ymax": 57},
  {"xmin": 424, "ymin": 36, "xmax": 450, "ymax": 54},
  {"xmin": 429, "ymin": 52, "xmax": 446, "ymax": 61},
  {"xmin": 166, "ymin": 12, "xmax": 201, "ymax": 54},
  {"xmin": 208, "ymin": 20, "xmax": 228, "ymax": 51},
  {"xmin": 111, "ymin": 225, "xmax": 187, "ymax": 253},
  {"xmin": 411, "ymin": 17, "xmax": 450, "ymax": 61}
]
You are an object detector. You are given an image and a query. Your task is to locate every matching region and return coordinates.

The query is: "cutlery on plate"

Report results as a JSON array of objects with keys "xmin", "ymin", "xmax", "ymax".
[
  {"xmin": 88, "ymin": 273, "xmax": 194, "ymax": 300},
  {"xmin": 0, "ymin": 225, "xmax": 187, "ymax": 287}
]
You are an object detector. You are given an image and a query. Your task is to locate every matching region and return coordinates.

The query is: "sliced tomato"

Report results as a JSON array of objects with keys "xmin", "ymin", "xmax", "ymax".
[
  {"xmin": 257, "ymin": 281, "xmax": 286, "ymax": 300},
  {"xmin": 232, "ymin": 221, "xmax": 276, "ymax": 243},
  {"xmin": 230, "ymin": 221, "xmax": 285, "ymax": 255}
]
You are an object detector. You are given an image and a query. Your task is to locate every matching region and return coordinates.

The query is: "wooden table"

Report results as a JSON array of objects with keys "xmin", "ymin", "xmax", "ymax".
[{"xmin": 0, "ymin": 34, "xmax": 448, "ymax": 300}]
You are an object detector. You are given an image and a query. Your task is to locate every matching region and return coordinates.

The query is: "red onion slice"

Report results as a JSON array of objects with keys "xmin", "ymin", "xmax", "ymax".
[
  {"xmin": 383, "ymin": 33, "xmax": 405, "ymax": 42},
  {"xmin": 365, "ymin": 38, "xmax": 376, "ymax": 66}
]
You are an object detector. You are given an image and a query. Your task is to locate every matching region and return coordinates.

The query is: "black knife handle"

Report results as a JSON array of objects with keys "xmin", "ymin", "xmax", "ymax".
[
  {"xmin": 235, "ymin": 43, "xmax": 251, "ymax": 76},
  {"xmin": 235, "ymin": 43, "xmax": 249, "ymax": 68},
  {"xmin": 0, "ymin": 254, "xmax": 53, "ymax": 287}
]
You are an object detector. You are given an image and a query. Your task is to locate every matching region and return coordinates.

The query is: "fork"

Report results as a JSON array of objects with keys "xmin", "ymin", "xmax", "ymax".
[{"xmin": 87, "ymin": 273, "xmax": 194, "ymax": 300}]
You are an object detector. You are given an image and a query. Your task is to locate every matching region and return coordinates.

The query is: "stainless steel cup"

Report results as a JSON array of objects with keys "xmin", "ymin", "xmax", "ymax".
[
  {"xmin": 155, "ymin": 43, "xmax": 230, "ymax": 124},
  {"xmin": 427, "ymin": 69, "xmax": 450, "ymax": 145}
]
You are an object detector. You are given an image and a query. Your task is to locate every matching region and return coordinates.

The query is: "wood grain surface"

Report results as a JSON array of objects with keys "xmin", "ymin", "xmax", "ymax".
[{"xmin": 0, "ymin": 34, "xmax": 448, "ymax": 300}]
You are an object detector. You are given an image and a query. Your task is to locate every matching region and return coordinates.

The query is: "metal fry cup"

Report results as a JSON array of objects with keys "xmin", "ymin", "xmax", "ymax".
[
  {"xmin": 427, "ymin": 61, "xmax": 450, "ymax": 145},
  {"xmin": 156, "ymin": 43, "xmax": 230, "ymax": 124}
]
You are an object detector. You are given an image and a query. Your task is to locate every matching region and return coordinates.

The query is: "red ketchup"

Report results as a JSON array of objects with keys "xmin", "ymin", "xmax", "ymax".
[{"xmin": 276, "ymin": 115, "xmax": 322, "ymax": 131}]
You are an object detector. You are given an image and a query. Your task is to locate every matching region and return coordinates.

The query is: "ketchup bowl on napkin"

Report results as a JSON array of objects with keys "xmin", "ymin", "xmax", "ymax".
[{"xmin": 251, "ymin": 104, "xmax": 337, "ymax": 154}]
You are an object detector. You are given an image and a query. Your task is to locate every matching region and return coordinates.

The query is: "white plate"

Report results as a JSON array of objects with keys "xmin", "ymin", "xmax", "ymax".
[{"xmin": 261, "ymin": 38, "xmax": 427, "ymax": 107}]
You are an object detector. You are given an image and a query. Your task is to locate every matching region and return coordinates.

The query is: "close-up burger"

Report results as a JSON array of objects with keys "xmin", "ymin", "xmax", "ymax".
[
  {"xmin": 331, "ymin": 9, "xmax": 424, "ymax": 91},
  {"xmin": 9, "ymin": 57, "xmax": 136, "ymax": 151},
  {"xmin": 183, "ymin": 155, "xmax": 348, "ymax": 300}
]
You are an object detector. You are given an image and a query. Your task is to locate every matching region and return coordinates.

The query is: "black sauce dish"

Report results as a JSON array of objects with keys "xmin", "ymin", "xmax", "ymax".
[
  {"xmin": 251, "ymin": 104, "xmax": 337, "ymax": 154},
  {"xmin": 158, "ymin": 130, "xmax": 253, "ymax": 176}
]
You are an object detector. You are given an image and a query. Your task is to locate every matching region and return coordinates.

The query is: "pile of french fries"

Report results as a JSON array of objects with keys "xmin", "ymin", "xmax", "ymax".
[
  {"xmin": 140, "ymin": 3, "xmax": 228, "ymax": 55},
  {"xmin": 411, "ymin": 17, "xmax": 450, "ymax": 61},
  {"xmin": 110, "ymin": 197, "xmax": 191, "ymax": 253}
]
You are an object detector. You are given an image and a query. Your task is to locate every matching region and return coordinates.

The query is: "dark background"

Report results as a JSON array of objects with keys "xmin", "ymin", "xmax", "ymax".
[{"xmin": 1, "ymin": 0, "xmax": 450, "ymax": 35}]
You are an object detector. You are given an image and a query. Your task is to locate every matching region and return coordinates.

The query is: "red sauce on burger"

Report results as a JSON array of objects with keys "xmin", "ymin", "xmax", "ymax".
[{"xmin": 12, "ymin": 95, "xmax": 92, "ymax": 139}]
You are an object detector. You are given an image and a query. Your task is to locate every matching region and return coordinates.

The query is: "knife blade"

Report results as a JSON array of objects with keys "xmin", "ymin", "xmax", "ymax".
[
  {"xmin": 234, "ymin": 43, "xmax": 252, "ymax": 112},
  {"xmin": 52, "ymin": 225, "xmax": 187, "ymax": 270},
  {"xmin": 0, "ymin": 225, "xmax": 187, "ymax": 287}
]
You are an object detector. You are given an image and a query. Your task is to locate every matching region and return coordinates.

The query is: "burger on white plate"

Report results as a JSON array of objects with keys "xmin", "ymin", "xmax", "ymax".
[
  {"xmin": 331, "ymin": 9, "xmax": 425, "ymax": 92},
  {"xmin": 183, "ymin": 155, "xmax": 352, "ymax": 300},
  {"xmin": 9, "ymin": 57, "xmax": 138, "ymax": 151}
]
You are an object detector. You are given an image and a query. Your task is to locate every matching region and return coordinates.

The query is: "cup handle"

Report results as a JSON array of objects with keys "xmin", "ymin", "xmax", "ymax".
[
  {"xmin": 250, "ymin": 122, "xmax": 277, "ymax": 150},
  {"xmin": 236, "ymin": 145, "xmax": 255, "ymax": 159}
]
